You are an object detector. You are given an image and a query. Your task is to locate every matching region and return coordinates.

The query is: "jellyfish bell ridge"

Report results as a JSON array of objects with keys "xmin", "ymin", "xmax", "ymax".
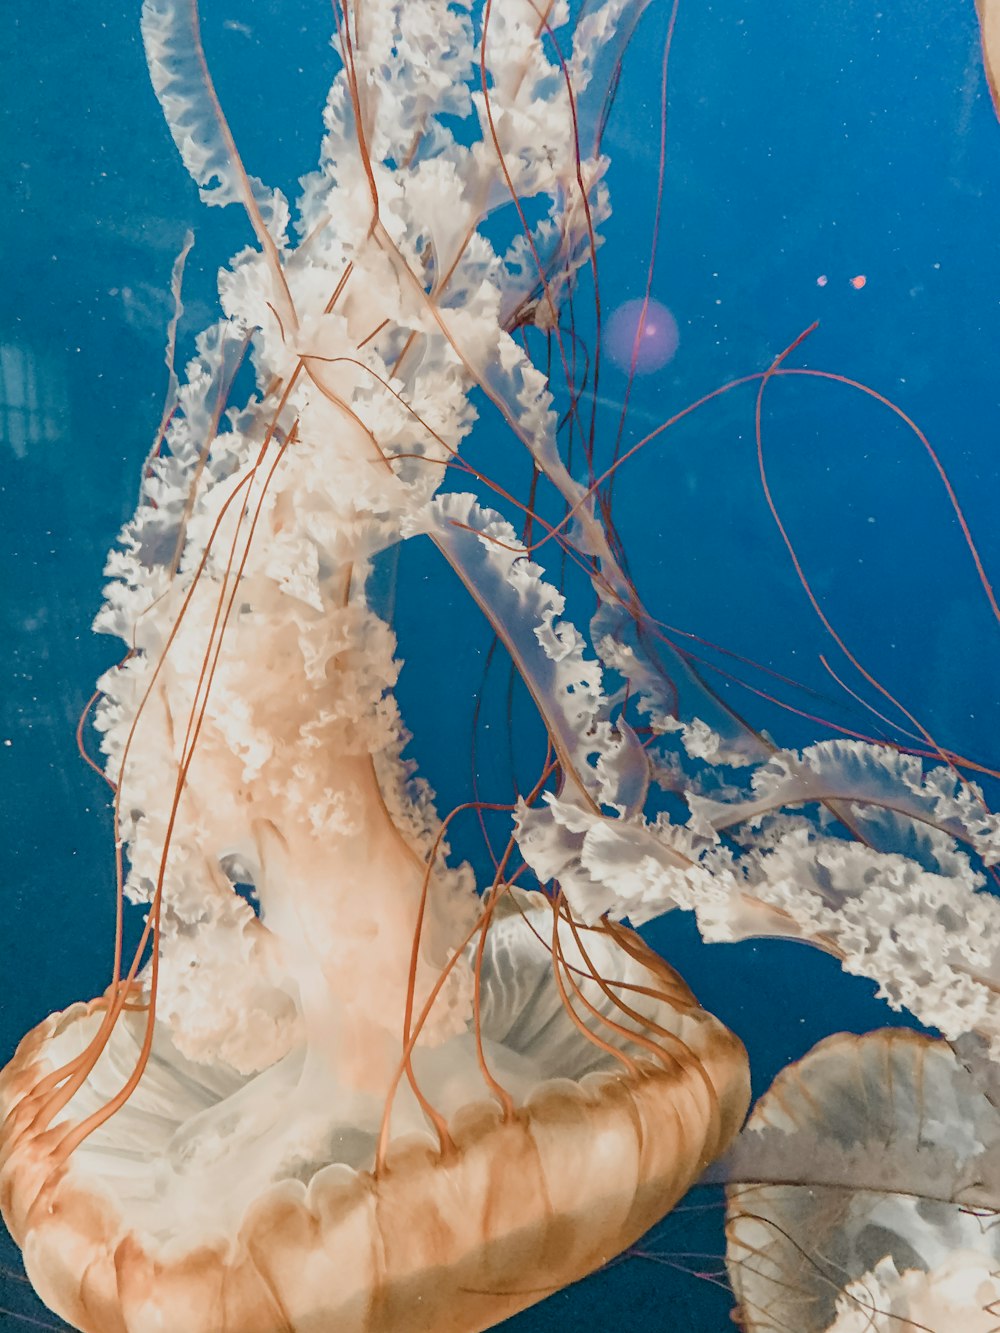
[{"xmin": 1, "ymin": 892, "xmax": 750, "ymax": 1333}]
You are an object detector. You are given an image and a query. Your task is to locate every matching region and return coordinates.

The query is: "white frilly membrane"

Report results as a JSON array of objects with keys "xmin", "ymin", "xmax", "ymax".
[
  {"xmin": 0, "ymin": 2, "xmax": 753, "ymax": 1332},
  {"xmin": 518, "ymin": 729, "xmax": 1000, "ymax": 1054},
  {"xmin": 515, "ymin": 687, "xmax": 1000, "ymax": 1327}
]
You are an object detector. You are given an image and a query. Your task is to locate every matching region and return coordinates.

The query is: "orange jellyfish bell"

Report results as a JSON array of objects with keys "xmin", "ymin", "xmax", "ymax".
[
  {"xmin": 1, "ymin": 892, "xmax": 749, "ymax": 1333},
  {"xmin": 977, "ymin": 0, "xmax": 1000, "ymax": 121}
]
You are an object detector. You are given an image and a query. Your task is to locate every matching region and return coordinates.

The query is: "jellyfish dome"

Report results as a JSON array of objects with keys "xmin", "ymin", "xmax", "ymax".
[
  {"xmin": 723, "ymin": 1030, "xmax": 1000, "ymax": 1332},
  {"xmin": 0, "ymin": 1, "xmax": 750, "ymax": 1330},
  {"xmin": 1, "ymin": 894, "xmax": 748, "ymax": 1333}
]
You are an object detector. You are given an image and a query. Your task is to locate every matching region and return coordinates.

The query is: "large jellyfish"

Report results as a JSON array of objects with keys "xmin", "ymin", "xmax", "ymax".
[
  {"xmin": 5, "ymin": 0, "xmax": 1000, "ymax": 1330},
  {"xmin": 0, "ymin": 2, "xmax": 750, "ymax": 1330}
]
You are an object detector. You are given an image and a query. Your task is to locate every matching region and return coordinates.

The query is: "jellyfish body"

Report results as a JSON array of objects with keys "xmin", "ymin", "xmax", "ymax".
[
  {"xmin": 977, "ymin": 0, "xmax": 1000, "ymax": 121},
  {"xmin": 723, "ymin": 1029, "xmax": 1000, "ymax": 1332},
  {"xmin": 0, "ymin": 1, "xmax": 753, "ymax": 1329},
  {"xmin": 1, "ymin": 893, "xmax": 749, "ymax": 1333}
]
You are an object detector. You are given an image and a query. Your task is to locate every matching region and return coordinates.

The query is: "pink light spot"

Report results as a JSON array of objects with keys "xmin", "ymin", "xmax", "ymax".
[
  {"xmin": 605, "ymin": 298, "xmax": 680, "ymax": 375},
  {"xmin": 850, "ymin": 274, "xmax": 867, "ymax": 289},
  {"xmin": 816, "ymin": 274, "xmax": 828, "ymax": 287}
]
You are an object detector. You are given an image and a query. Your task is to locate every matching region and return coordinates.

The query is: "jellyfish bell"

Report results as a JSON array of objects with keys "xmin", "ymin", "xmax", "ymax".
[
  {"xmin": 722, "ymin": 1029, "xmax": 1000, "ymax": 1333},
  {"xmin": 977, "ymin": 0, "xmax": 1000, "ymax": 121},
  {"xmin": 0, "ymin": 893, "xmax": 749, "ymax": 1333}
]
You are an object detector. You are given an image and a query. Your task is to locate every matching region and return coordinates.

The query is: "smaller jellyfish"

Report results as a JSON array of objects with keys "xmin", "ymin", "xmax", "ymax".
[
  {"xmin": 722, "ymin": 1029, "xmax": 1000, "ymax": 1332},
  {"xmin": 604, "ymin": 297, "xmax": 680, "ymax": 374}
]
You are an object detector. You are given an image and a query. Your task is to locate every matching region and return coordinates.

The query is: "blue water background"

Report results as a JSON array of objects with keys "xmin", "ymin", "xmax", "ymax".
[{"xmin": 3, "ymin": 1, "xmax": 1000, "ymax": 1328}]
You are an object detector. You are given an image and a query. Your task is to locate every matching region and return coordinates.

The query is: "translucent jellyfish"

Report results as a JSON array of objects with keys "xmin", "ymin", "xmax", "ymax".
[{"xmin": 723, "ymin": 1029, "xmax": 1000, "ymax": 1332}]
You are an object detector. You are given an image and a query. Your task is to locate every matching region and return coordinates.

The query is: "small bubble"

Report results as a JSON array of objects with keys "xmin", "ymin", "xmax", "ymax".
[{"xmin": 605, "ymin": 298, "xmax": 680, "ymax": 375}]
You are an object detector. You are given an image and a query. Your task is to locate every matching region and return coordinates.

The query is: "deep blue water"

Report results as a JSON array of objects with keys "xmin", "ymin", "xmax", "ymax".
[{"xmin": 3, "ymin": 1, "xmax": 1000, "ymax": 1329}]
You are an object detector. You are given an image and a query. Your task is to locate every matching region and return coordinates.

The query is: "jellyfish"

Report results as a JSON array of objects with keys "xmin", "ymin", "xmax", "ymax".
[
  {"xmin": 723, "ymin": 1030, "xmax": 1000, "ymax": 1332},
  {"xmin": 7, "ymin": 0, "xmax": 1000, "ymax": 1329},
  {"xmin": 978, "ymin": 0, "xmax": 1000, "ymax": 120},
  {"xmin": 0, "ymin": 2, "xmax": 751, "ymax": 1330}
]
